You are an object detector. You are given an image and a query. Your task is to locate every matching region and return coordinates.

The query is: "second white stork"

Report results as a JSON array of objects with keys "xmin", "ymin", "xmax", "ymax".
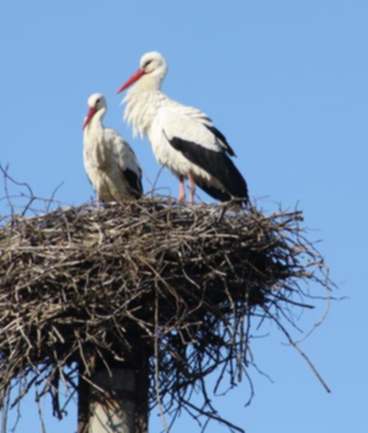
[
  {"xmin": 117, "ymin": 51, "xmax": 249, "ymax": 205},
  {"xmin": 83, "ymin": 93, "xmax": 143, "ymax": 206}
]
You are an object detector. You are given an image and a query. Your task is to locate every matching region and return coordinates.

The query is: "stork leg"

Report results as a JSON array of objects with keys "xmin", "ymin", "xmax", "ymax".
[
  {"xmin": 178, "ymin": 176, "xmax": 186, "ymax": 201},
  {"xmin": 188, "ymin": 171, "xmax": 196, "ymax": 204}
]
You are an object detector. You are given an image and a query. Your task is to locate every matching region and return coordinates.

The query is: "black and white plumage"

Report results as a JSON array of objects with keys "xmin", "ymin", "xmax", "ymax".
[
  {"xmin": 83, "ymin": 93, "xmax": 143, "ymax": 205},
  {"xmin": 117, "ymin": 51, "xmax": 248, "ymax": 204}
]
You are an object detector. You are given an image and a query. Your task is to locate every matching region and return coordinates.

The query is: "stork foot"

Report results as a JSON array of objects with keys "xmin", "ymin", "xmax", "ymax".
[{"xmin": 177, "ymin": 192, "xmax": 186, "ymax": 202}]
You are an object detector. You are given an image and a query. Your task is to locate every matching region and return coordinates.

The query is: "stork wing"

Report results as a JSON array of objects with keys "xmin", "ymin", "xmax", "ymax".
[
  {"xmin": 164, "ymin": 101, "xmax": 236, "ymax": 156},
  {"xmin": 123, "ymin": 168, "xmax": 143, "ymax": 199},
  {"xmin": 204, "ymin": 124, "xmax": 236, "ymax": 157},
  {"xmin": 105, "ymin": 129, "xmax": 143, "ymax": 197},
  {"xmin": 160, "ymin": 108, "xmax": 248, "ymax": 201},
  {"xmin": 167, "ymin": 133, "xmax": 248, "ymax": 201}
]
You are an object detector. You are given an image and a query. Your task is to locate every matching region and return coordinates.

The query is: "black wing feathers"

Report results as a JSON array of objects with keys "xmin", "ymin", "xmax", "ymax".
[
  {"xmin": 167, "ymin": 135, "xmax": 248, "ymax": 202},
  {"xmin": 204, "ymin": 125, "xmax": 236, "ymax": 157},
  {"xmin": 123, "ymin": 168, "xmax": 143, "ymax": 198},
  {"xmin": 194, "ymin": 180, "xmax": 232, "ymax": 202}
]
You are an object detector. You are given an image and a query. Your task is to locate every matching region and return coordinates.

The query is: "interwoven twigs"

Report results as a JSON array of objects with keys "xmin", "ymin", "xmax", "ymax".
[{"xmin": 0, "ymin": 198, "xmax": 330, "ymax": 431}]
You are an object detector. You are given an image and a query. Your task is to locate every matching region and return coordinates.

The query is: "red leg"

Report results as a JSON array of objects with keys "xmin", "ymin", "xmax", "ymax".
[
  {"xmin": 178, "ymin": 176, "xmax": 186, "ymax": 201},
  {"xmin": 188, "ymin": 172, "xmax": 196, "ymax": 204}
]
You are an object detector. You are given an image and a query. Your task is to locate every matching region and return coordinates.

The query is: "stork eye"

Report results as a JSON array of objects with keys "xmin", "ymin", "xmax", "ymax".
[{"xmin": 143, "ymin": 59, "xmax": 153, "ymax": 69}]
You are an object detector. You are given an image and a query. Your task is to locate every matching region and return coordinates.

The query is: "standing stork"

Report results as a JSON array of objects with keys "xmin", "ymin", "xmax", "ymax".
[
  {"xmin": 83, "ymin": 93, "xmax": 143, "ymax": 206},
  {"xmin": 117, "ymin": 51, "xmax": 248, "ymax": 205}
]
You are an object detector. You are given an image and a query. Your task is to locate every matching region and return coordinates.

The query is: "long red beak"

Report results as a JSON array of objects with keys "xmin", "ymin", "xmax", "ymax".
[
  {"xmin": 83, "ymin": 106, "xmax": 97, "ymax": 130},
  {"xmin": 116, "ymin": 68, "xmax": 145, "ymax": 94}
]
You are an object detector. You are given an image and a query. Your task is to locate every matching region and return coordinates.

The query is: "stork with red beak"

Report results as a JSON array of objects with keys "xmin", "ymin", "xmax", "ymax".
[
  {"xmin": 117, "ymin": 51, "xmax": 249, "ymax": 205},
  {"xmin": 83, "ymin": 93, "xmax": 143, "ymax": 206}
]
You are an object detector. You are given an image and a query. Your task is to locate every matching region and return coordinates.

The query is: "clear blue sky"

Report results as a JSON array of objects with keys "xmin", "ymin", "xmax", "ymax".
[{"xmin": 0, "ymin": 1, "xmax": 367, "ymax": 432}]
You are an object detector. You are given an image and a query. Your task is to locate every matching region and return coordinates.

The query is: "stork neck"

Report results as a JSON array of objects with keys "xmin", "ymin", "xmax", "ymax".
[
  {"xmin": 84, "ymin": 112, "xmax": 106, "ymax": 152},
  {"xmin": 123, "ymin": 89, "xmax": 165, "ymax": 138},
  {"xmin": 86, "ymin": 108, "xmax": 105, "ymax": 133}
]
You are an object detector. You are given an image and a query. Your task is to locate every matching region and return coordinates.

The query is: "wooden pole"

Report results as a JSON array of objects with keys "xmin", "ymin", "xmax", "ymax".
[
  {"xmin": 79, "ymin": 368, "xmax": 136, "ymax": 433},
  {"xmin": 134, "ymin": 346, "xmax": 150, "ymax": 433},
  {"xmin": 78, "ymin": 346, "xmax": 149, "ymax": 433},
  {"xmin": 91, "ymin": 368, "xmax": 136, "ymax": 433}
]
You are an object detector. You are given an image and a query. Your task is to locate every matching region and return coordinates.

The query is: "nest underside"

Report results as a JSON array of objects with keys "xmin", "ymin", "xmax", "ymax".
[{"xmin": 0, "ymin": 198, "xmax": 326, "ymax": 424}]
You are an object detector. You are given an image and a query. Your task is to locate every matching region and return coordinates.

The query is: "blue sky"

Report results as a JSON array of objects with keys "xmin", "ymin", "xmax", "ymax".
[{"xmin": 0, "ymin": 1, "xmax": 367, "ymax": 432}]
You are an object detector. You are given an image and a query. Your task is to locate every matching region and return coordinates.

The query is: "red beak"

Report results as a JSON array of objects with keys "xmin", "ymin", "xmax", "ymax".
[
  {"xmin": 116, "ymin": 68, "xmax": 145, "ymax": 94},
  {"xmin": 83, "ymin": 106, "xmax": 97, "ymax": 130}
]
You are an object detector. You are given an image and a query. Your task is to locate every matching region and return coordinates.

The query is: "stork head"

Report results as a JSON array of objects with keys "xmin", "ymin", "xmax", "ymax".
[
  {"xmin": 83, "ymin": 93, "xmax": 107, "ymax": 129},
  {"xmin": 117, "ymin": 51, "xmax": 168, "ymax": 94}
]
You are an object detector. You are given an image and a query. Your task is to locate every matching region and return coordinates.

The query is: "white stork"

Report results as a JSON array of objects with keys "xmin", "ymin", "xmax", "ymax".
[
  {"xmin": 83, "ymin": 93, "xmax": 143, "ymax": 206},
  {"xmin": 117, "ymin": 51, "xmax": 249, "ymax": 205}
]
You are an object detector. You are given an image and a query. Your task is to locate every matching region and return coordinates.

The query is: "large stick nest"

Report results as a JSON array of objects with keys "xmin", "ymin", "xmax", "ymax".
[{"xmin": 0, "ymin": 198, "xmax": 329, "ymax": 431}]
